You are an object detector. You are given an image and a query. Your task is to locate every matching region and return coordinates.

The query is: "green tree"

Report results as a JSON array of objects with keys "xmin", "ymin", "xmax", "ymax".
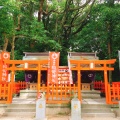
[
  {"xmin": 74, "ymin": 2, "xmax": 120, "ymax": 81},
  {"xmin": 39, "ymin": 0, "xmax": 95, "ymax": 65},
  {"xmin": 0, "ymin": 0, "xmax": 61, "ymax": 60},
  {"xmin": 0, "ymin": 0, "xmax": 18, "ymax": 52}
]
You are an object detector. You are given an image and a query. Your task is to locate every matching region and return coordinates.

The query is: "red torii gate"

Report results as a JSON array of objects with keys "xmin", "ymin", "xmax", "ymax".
[
  {"xmin": 69, "ymin": 59, "xmax": 116, "ymax": 104},
  {"xmin": 0, "ymin": 59, "xmax": 48, "ymax": 104}
]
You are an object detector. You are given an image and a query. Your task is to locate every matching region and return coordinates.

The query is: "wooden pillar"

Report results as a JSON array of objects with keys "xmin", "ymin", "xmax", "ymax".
[
  {"xmin": 10, "ymin": 64, "xmax": 15, "ymax": 102},
  {"xmin": 37, "ymin": 63, "xmax": 41, "ymax": 95},
  {"xmin": 7, "ymin": 82, "xmax": 11, "ymax": 103},
  {"xmin": 77, "ymin": 63, "xmax": 81, "ymax": 101},
  {"xmin": 104, "ymin": 64, "xmax": 109, "ymax": 104}
]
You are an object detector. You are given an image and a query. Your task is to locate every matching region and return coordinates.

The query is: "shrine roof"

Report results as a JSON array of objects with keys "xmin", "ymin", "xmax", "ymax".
[
  {"xmin": 23, "ymin": 52, "xmax": 49, "ymax": 60},
  {"xmin": 23, "ymin": 52, "xmax": 49, "ymax": 56},
  {"xmin": 68, "ymin": 52, "xmax": 99, "ymax": 60}
]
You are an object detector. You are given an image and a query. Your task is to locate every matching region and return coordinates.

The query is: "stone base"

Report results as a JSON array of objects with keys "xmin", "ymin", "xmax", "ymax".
[
  {"xmin": 69, "ymin": 117, "xmax": 82, "ymax": 120},
  {"xmin": 34, "ymin": 117, "xmax": 47, "ymax": 120}
]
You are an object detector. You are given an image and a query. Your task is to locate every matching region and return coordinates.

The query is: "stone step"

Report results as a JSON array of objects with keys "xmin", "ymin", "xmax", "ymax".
[
  {"xmin": 5, "ymin": 108, "xmax": 70, "ymax": 116},
  {"xmin": 16, "ymin": 89, "xmax": 103, "ymax": 101},
  {"xmin": 81, "ymin": 102, "xmax": 115, "ymax": 118},
  {"xmin": 7, "ymin": 104, "xmax": 35, "ymax": 108},
  {"xmin": 1, "ymin": 90, "xmax": 116, "ymax": 118},
  {"xmin": 0, "ymin": 104, "xmax": 7, "ymax": 115},
  {"xmin": 20, "ymin": 90, "xmax": 102, "ymax": 99},
  {"xmin": 6, "ymin": 108, "xmax": 35, "ymax": 112},
  {"xmin": 12, "ymin": 97, "xmax": 36, "ymax": 103},
  {"xmin": 7, "ymin": 103, "xmax": 70, "ymax": 109},
  {"xmin": 81, "ymin": 104, "xmax": 111, "ymax": 108},
  {"xmin": 82, "ymin": 98, "xmax": 106, "ymax": 104},
  {"xmin": 81, "ymin": 91, "xmax": 101, "ymax": 99},
  {"xmin": 19, "ymin": 89, "xmax": 37, "ymax": 98},
  {"xmin": 3, "ymin": 110, "xmax": 116, "ymax": 118},
  {"xmin": 81, "ymin": 90, "xmax": 101, "ymax": 99},
  {"xmin": 5, "ymin": 108, "xmax": 115, "ymax": 117},
  {"xmin": 82, "ymin": 94, "xmax": 101, "ymax": 99},
  {"xmin": 81, "ymin": 112, "xmax": 115, "ymax": 117},
  {"xmin": 0, "ymin": 104, "xmax": 7, "ymax": 108},
  {"xmin": 3, "ymin": 105, "xmax": 116, "ymax": 118},
  {"xmin": 82, "ymin": 108, "xmax": 112, "ymax": 113},
  {"xmin": 4, "ymin": 100, "xmax": 70, "ymax": 116},
  {"xmin": 4, "ymin": 108, "xmax": 70, "ymax": 117},
  {"xmin": 81, "ymin": 90, "xmax": 101, "ymax": 94},
  {"xmin": 3, "ymin": 112, "xmax": 35, "ymax": 117}
]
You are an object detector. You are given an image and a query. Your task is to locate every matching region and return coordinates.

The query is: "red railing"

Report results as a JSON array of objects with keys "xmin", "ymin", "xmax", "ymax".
[
  {"xmin": 13, "ymin": 82, "xmax": 20, "ymax": 94},
  {"xmin": 93, "ymin": 81, "xmax": 102, "ymax": 90},
  {"xmin": 13, "ymin": 81, "xmax": 27, "ymax": 94},
  {"xmin": 93, "ymin": 81, "xmax": 105, "ymax": 93},
  {"xmin": 112, "ymin": 82, "xmax": 120, "ymax": 87},
  {"xmin": 108, "ymin": 82, "xmax": 120, "ymax": 104},
  {"xmin": 18, "ymin": 81, "xmax": 27, "ymax": 90},
  {"xmin": 39, "ymin": 83, "xmax": 79, "ymax": 104},
  {"xmin": 0, "ymin": 82, "xmax": 12, "ymax": 104}
]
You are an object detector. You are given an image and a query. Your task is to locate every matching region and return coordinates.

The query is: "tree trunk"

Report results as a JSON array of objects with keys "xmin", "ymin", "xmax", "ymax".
[
  {"xmin": 107, "ymin": 0, "xmax": 114, "ymax": 83},
  {"xmin": 38, "ymin": 0, "xmax": 44, "ymax": 22},
  {"xmin": 11, "ymin": 36, "xmax": 15, "ymax": 60},
  {"xmin": 15, "ymin": 15, "xmax": 21, "ymax": 31},
  {"xmin": 2, "ymin": 33, "xmax": 9, "ymax": 51}
]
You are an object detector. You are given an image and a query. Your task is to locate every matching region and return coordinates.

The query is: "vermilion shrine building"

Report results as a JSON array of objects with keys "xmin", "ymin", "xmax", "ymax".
[{"xmin": 23, "ymin": 52, "xmax": 98, "ymax": 90}]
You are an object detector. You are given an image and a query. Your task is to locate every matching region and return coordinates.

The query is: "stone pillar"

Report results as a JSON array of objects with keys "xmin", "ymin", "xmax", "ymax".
[
  {"xmin": 70, "ymin": 98, "xmax": 81, "ymax": 120},
  {"xmin": 35, "ymin": 94, "xmax": 47, "ymax": 120}
]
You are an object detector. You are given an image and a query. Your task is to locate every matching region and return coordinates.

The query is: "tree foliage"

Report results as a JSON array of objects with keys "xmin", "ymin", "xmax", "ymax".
[
  {"xmin": 74, "ymin": 3, "xmax": 120, "ymax": 56},
  {"xmin": 73, "ymin": 2, "xmax": 120, "ymax": 81},
  {"xmin": 0, "ymin": 0, "xmax": 120, "ymax": 80},
  {"xmin": 38, "ymin": 0, "xmax": 95, "ymax": 65},
  {"xmin": 0, "ymin": 0, "xmax": 62, "ymax": 60},
  {"xmin": 0, "ymin": 0, "xmax": 120, "ymax": 71}
]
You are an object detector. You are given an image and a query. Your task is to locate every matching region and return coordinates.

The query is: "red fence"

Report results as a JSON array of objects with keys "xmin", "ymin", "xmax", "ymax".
[
  {"xmin": 93, "ymin": 81, "xmax": 105, "ymax": 93},
  {"xmin": 108, "ymin": 82, "xmax": 120, "ymax": 104},
  {"xmin": 0, "ymin": 82, "xmax": 12, "ymax": 104},
  {"xmin": 13, "ymin": 81, "xmax": 27, "ymax": 94},
  {"xmin": 112, "ymin": 82, "xmax": 120, "ymax": 87},
  {"xmin": 0, "ymin": 81, "xmax": 27, "ymax": 104},
  {"xmin": 93, "ymin": 81, "xmax": 120, "ymax": 104},
  {"xmin": 39, "ymin": 83, "xmax": 79, "ymax": 104}
]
